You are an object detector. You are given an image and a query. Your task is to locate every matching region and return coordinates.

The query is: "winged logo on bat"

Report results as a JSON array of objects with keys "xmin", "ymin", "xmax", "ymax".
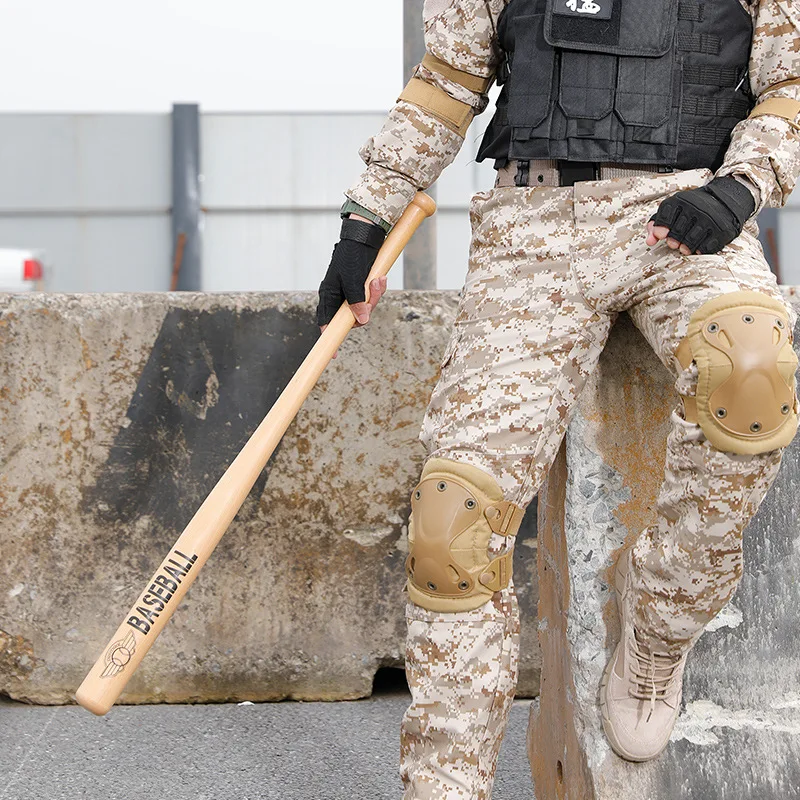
[{"xmin": 101, "ymin": 632, "xmax": 137, "ymax": 678}]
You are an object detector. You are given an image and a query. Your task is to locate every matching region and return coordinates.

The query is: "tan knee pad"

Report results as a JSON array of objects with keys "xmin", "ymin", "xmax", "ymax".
[
  {"xmin": 405, "ymin": 458, "xmax": 525, "ymax": 612},
  {"xmin": 677, "ymin": 290, "xmax": 799, "ymax": 454}
]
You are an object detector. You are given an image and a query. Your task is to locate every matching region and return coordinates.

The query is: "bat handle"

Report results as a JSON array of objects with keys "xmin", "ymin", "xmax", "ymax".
[{"xmin": 366, "ymin": 192, "xmax": 437, "ymax": 286}]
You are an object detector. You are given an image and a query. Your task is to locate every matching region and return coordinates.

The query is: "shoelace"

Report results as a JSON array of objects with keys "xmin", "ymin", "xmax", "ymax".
[{"xmin": 627, "ymin": 629, "xmax": 684, "ymax": 721}]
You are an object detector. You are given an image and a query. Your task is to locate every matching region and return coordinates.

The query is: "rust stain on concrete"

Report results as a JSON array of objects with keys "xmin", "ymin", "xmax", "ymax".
[
  {"xmin": 583, "ymin": 364, "xmax": 670, "ymax": 542},
  {"xmin": 529, "ymin": 445, "xmax": 595, "ymax": 800},
  {"xmin": 79, "ymin": 335, "xmax": 94, "ymax": 370},
  {"xmin": 578, "ymin": 326, "xmax": 674, "ymax": 639}
]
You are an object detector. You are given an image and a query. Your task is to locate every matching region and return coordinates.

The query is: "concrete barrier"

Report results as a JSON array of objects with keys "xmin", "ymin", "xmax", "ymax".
[
  {"xmin": 0, "ymin": 292, "xmax": 540, "ymax": 705},
  {"xmin": 3, "ymin": 291, "xmax": 799, "ymax": 797},
  {"xmin": 528, "ymin": 309, "xmax": 800, "ymax": 800}
]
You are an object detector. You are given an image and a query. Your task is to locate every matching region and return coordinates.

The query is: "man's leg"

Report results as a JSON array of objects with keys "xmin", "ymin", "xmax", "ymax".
[
  {"xmin": 603, "ymin": 223, "xmax": 798, "ymax": 760},
  {"xmin": 401, "ymin": 186, "xmax": 612, "ymax": 798}
]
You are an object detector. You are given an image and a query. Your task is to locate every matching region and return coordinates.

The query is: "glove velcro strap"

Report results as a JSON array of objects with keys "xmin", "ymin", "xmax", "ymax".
[
  {"xmin": 340, "ymin": 218, "xmax": 387, "ymax": 251},
  {"xmin": 705, "ymin": 176, "xmax": 756, "ymax": 228}
]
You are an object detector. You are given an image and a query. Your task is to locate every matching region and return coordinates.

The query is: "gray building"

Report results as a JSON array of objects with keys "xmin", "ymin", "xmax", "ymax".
[{"xmin": 0, "ymin": 109, "xmax": 793, "ymax": 292}]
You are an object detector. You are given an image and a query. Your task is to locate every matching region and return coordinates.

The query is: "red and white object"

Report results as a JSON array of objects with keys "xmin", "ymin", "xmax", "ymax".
[{"xmin": 0, "ymin": 249, "xmax": 45, "ymax": 291}]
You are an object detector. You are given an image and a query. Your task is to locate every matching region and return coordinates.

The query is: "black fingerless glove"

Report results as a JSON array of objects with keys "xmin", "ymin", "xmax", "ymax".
[
  {"xmin": 650, "ymin": 176, "xmax": 756, "ymax": 255},
  {"xmin": 316, "ymin": 218, "xmax": 387, "ymax": 327}
]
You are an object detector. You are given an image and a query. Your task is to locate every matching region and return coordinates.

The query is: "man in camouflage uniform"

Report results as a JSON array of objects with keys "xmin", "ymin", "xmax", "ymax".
[{"xmin": 317, "ymin": 0, "xmax": 800, "ymax": 795}]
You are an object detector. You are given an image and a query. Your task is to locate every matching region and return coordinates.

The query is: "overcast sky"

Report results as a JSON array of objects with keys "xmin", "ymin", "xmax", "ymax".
[{"xmin": 0, "ymin": 1, "xmax": 403, "ymax": 112}]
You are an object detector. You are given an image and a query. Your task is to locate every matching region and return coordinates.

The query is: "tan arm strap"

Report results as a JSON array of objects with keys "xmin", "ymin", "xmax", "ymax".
[
  {"xmin": 749, "ymin": 82, "xmax": 800, "ymax": 133},
  {"xmin": 762, "ymin": 77, "xmax": 800, "ymax": 94},
  {"xmin": 398, "ymin": 77, "xmax": 474, "ymax": 137},
  {"xmin": 421, "ymin": 53, "xmax": 493, "ymax": 94},
  {"xmin": 749, "ymin": 98, "xmax": 800, "ymax": 131}
]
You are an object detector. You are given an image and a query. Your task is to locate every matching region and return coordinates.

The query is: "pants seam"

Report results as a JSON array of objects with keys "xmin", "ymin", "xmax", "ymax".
[
  {"xmin": 567, "ymin": 220, "xmax": 598, "ymax": 313},
  {"xmin": 474, "ymin": 594, "xmax": 518, "ymax": 798}
]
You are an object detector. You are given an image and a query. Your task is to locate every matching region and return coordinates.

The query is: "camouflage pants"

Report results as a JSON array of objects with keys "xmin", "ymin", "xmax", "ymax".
[{"xmin": 400, "ymin": 168, "xmax": 794, "ymax": 799}]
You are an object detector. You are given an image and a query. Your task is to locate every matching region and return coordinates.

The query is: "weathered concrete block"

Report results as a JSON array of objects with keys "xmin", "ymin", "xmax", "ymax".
[
  {"xmin": 0, "ymin": 292, "xmax": 540, "ymax": 705},
  {"xmin": 528, "ymin": 311, "xmax": 800, "ymax": 799}
]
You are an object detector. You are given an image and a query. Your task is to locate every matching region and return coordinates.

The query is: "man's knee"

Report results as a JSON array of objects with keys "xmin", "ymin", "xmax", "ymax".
[
  {"xmin": 677, "ymin": 290, "xmax": 799, "ymax": 455},
  {"xmin": 405, "ymin": 458, "xmax": 525, "ymax": 612}
]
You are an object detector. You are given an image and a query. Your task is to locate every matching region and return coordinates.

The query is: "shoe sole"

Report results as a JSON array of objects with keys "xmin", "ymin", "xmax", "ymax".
[{"xmin": 599, "ymin": 550, "xmax": 671, "ymax": 763}]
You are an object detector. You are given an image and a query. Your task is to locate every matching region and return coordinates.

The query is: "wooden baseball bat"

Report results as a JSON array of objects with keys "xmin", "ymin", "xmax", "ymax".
[{"xmin": 76, "ymin": 191, "xmax": 436, "ymax": 716}]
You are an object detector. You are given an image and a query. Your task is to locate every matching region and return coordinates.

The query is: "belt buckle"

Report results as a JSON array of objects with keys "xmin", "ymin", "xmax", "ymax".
[{"xmin": 558, "ymin": 161, "xmax": 598, "ymax": 186}]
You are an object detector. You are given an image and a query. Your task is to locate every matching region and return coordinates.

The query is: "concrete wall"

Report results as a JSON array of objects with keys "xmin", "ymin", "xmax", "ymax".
[
  {"xmin": 0, "ymin": 292, "xmax": 539, "ymax": 705},
  {"xmin": 528, "ymin": 308, "xmax": 800, "ymax": 800},
  {"xmin": 0, "ymin": 112, "xmax": 496, "ymax": 294},
  {"xmin": 2, "ymin": 291, "xmax": 799, "ymax": 797}
]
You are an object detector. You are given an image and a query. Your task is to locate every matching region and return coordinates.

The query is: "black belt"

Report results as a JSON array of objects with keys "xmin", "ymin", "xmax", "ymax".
[
  {"xmin": 513, "ymin": 160, "xmax": 673, "ymax": 188},
  {"xmin": 515, "ymin": 160, "xmax": 597, "ymax": 187}
]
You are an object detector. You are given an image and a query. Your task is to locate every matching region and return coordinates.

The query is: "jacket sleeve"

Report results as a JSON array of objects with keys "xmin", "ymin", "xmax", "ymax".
[
  {"xmin": 716, "ymin": 0, "xmax": 800, "ymax": 212},
  {"xmin": 345, "ymin": 0, "xmax": 507, "ymax": 227}
]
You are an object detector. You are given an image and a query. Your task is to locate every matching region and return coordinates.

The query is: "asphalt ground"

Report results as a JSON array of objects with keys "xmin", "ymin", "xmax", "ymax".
[{"xmin": 0, "ymin": 690, "xmax": 535, "ymax": 800}]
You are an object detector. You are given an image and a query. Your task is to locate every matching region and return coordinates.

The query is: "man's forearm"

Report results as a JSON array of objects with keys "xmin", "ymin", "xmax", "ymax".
[
  {"xmin": 344, "ymin": 105, "xmax": 466, "ymax": 227},
  {"xmin": 716, "ymin": 0, "xmax": 800, "ymax": 212},
  {"xmin": 344, "ymin": 0, "xmax": 506, "ymax": 227}
]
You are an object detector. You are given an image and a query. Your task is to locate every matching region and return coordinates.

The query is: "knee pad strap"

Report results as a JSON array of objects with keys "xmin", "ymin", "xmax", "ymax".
[
  {"xmin": 406, "ymin": 458, "xmax": 525, "ymax": 612},
  {"xmin": 677, "ymin": 291, "xmax": 798, "ymax": 454}
]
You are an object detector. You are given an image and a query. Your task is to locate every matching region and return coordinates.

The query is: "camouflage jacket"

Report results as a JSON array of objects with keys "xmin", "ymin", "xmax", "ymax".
[{"xmin": 345, "ymin": 0, "xmax": 800, "ymax": 227}]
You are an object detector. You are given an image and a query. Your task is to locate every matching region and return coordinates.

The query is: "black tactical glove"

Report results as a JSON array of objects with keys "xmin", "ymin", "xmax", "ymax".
[
  {"xmin": 650, "ymin": 176, "xmax": 756, "ymax": 255},
  {"xmin": 316, "ymin": 217, "xmax": 386, "ymax": 327}
]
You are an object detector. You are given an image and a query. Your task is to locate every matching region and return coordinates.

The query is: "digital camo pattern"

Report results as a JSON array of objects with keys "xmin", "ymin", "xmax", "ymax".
[
  {"xmin": 348, "ymin": 0, "xmax": 798, "ymax": 227},
  {"xmin": 627, "ymin": 411, "xmax": 784, "ymax": 652},
  {"xmin": 420, "ymin": 183, "xmax": 610, "ymax": 506},
  {"xmin": 422, "ymin": 0, "xmax": 507, "ymax": 78},
  {"xmin": 743, "ymin": 0, "xmax": 799, "ymax": 95},
  {"xmin": 345, "ymin": 103, "xmax": 464, "ymax": 227},
  {"xmin": 718, "ymin": 0, "xmax": 800, "ymax": 212},
  {"xmin": 406, "ymin": 168, "xmax": 795, "ymax": 795},
  {"xmin": 345, "ymin": 0, "xmax": 508, "ymax": 225},
  {"xmin": 351, "ymin": 2, "xmax": 800, "ymax": 795},
  {"xmin": 401, "ymin": 586, "xmax": 520, "ymax": 799}
]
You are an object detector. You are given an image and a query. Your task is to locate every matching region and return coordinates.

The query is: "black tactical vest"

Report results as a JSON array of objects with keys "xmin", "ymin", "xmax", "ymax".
[{"xmin": 477, "ymin": 0, "xmax": 754, "ymax": 170}]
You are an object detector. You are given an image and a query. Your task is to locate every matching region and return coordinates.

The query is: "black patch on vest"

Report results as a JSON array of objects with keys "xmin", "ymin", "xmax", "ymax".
[
  {"xmin": 553, "ymin": 0, "xmax": 613, "ymax": 20},
  {"xmin": 549, "ymin": 0, "xmax": 622, "ymax": 47}
]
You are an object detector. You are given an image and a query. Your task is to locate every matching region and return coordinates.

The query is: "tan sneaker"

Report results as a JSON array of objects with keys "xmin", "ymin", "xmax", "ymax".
[{"xmin": 600, "ymin": 549, "xmax": 687, "ymax": 762}]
